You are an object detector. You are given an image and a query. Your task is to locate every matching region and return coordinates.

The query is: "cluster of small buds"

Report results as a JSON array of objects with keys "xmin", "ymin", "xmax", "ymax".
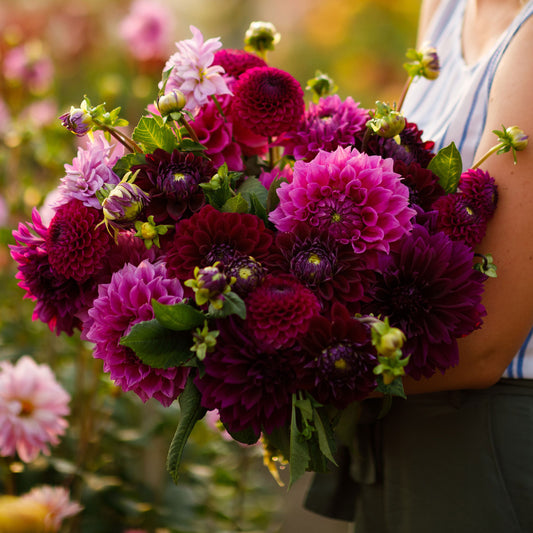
[
  {"xmin": 185, "ymin": 262, "xmax": 236, "ymax": 310},
  {"xmin": 367, "ymin": 101, "xmax": 406, "ymax": 139},
  {"xmin": 244, "ymin": 21, "xmax": 280, "ymax": 57},
  {"xmin": 191, "ymin": 321, "xmax": 220, "ymax": 360},
  {"xmin": 306, "ymin": 70, "xmax": 338, "ymax": 103}
]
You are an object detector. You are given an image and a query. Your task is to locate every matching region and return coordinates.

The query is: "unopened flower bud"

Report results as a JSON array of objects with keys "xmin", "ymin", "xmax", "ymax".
[
  {"xmin": 505, "ymin": 126, "xmax": 529, "ymax": 152},
  {"xmin": 376, "ymin": 328, "xmax": 406, "ymax": 357},
  {"xmin": 157, "ymin": 90, "xmax": 186, "ymax": 117},
  {"xmin": 404, "ymin": 43, "xmax": 440, "ymax": 81},
  {"xmin": 306, "ymin": 71, "xmax": 338, "ymax": 102},
  {"xmin": 102, "ymin": 181, "xmax": 147, "ymax": 223},
  {"xmin": 185, "ymin": 262, "xmax": 235, "ymax": 309},
  {"xmin": 367, "ymin": 101, "xmax": 406, "ymax": 138},
  {"xmin": 244, "ymin": 21, "xmax": 281, "ymax": 55},
  {"xmin": 59, "ymin": 106, "xmax": 92, "ymax": 136}
]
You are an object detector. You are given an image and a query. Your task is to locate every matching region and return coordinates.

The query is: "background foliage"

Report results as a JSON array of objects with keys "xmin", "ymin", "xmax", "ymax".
[{"xmin": 0, "ymin": 0, "xmax": 421, "ymax": 531}]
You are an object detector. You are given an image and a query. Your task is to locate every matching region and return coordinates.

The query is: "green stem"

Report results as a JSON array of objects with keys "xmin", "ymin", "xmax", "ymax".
[
  {"xmin": 210, "ymin": 95, "xmax": 227, "ymax": 122},
  {"xmin": 396, "ymin": 76, "xmax": 413, "ymax": 113},
  {"xmin": 96, "ymin": 123, "xmax": 142, "ymax": 153},
  {"xmin": 179, "ymin": 115, "xmax": 201, "ymax": 144},
  {"xmin": 471, "ymin": 143, "xmax": 502, "ymax": 169}
]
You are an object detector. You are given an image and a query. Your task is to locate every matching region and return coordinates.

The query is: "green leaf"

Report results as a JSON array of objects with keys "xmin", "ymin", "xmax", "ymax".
[
  {"xmin": 223, "ymin": 424, "xmax": 260, "ymax": 445},
  {"xmin": 220, "ymin": 193, "xmax": 249, "ymax": 213},
  {"xmin": 427, "ymin": 142, "xmax": 463, "ymax": 193},
  {"xmin": 112, "ymin": 153, "xmax": 147, "ymax": 178},
  {"xmin": 313, "ymin": 408, "xmax": 337, "ymax": 465},
  {"xmin": 289, "ymin": 397, "xmax": 311, "ymax": 487},
  {"xmin": 120, "ymin": 319, "xmax": 194, "ymax": 368},
  {"xmin": 375, "ymin": 375, "xmax": 406, "ymax": 399},
  {"xmin": 133, "ymin": 115, "xmax": 178, "ymax": 153},
  {"xmin": 207, "ymin": 291, "xmax": 247, "ymax": 320},
  {"xmin": 237, "ymin": 176, "xmax": 268, "ymax": 207},
  {"xmin": 177, "ymin": 137, "xmax": 207, "ymax": 153},
  {"xmin": 166, "ymin": 377, "xmax": 207, "ymax": 483},
  {"xmin": 152, "ymin": 300, "xmax": 206, "ymax": 331},
  {"xmin": 248, "ymin": 193, "xmax": 269, "ymax": 225},
  {"xmin": 266, "ymin": 176, "xmax": 288, "ymax": 212}
]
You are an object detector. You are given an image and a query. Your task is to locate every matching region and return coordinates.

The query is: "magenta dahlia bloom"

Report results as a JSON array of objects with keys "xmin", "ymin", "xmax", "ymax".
[
  {"xmin": 457, "ymin": 168, "xmax": 498, "ymax": 219},
  {"xmin": 10, "ymin": 209, "xmax": 95, "ymax": 335},
  {"xmin": 166, "ymin": 204, "xmax": 274, "ymax": 284},
  {"xmin": 258, "ymin": 165, "xmax": 293, "ymax": 190},
  {"xmin": 163, "ymin": 26, "xmax": 232, "ymax": 114},
  {"xmin": 195, "ymin": 319, "xmax": 311, "ymax": 440},
  {"xmin": 364, "ymin": 224, "xmax": 486, "ymax": 379},
  {"xmin": 56, "ymin": 131, "xmax": 123, "ymax": 209},
  {"xmin": 46, "ymin": 199, "xmax": 113, "ymax": 282},
  {"xmin": 266, "ymin": 223, "xmax": 376, "ymax": 312},
  {"xmin": 0, "ymin": 356, "xmax": 70, "ymax": 462},
  {"xmin": 83, "ymin": 260, "xmax": 188, "ymax": 406},
  {"xmin": 213, "ymin": 48, "xmax": 267, "ymax": 82},
  {"xmin": 231, "ymin": 66, "xmax": 305, "ymax": 138},
  {"xmin": 133, "ymin": 148, "xmax": 215, "ymax": 224},
  {"xmin": 300, "ymin": 303, "xmax": 378, "ymax": 409},
  {"xmin": 190, "ymin": 94, "xmax": 244, "ymax": 171},
  {"xmin": 270, "ymin": 146, "xmax": 416, "ymax": 254},
  {"xmin": 277, "ymin": 95, "xmax": 369, "ymax": 161},
  {"xmin": 245, "ymin": 274, "xmax": 320, "ymax": 350}
]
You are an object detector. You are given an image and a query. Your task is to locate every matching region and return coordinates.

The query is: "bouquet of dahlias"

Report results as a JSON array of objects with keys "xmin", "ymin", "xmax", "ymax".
[{"xmin": 10, "ymin": 22, "xmax": 527, "ymax": 486}]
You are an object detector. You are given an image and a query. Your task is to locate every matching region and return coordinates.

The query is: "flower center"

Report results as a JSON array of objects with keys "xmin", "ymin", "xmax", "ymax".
[
  {"xmin": 18, "ymin": 399, "xmax": 35, "ymax": 417},
  {"xmin": 291, "ymin": 243, "xmax": 335, "ymax": 286},
  {"xmin": 320, "ymin": 342, "xmax": 355, "ymax": 375}
]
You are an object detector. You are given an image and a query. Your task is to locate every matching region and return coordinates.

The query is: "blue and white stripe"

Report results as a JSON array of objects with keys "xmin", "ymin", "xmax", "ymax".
[{"xmin": 401, "ymin": 0, "xmax": 533, "ymax": 379}]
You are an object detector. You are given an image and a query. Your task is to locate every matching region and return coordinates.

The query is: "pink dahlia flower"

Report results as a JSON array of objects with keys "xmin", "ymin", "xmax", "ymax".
[
  {"xmin": 83, "ymin": 260, "xmax": 188, "ymax": 406},
  {"xmin": 56, "ymin": 131, "xmax": 123, "ymax": 210},
  {"xmin": 245, "ymin": 274, "xmax": 321, "ymax": 350},
  {"xmin": 22, "ymin": 486, "xmax": 82, "ymax": 532},
  {"xmin": 231, "ymin": 66, "xmax": 305, "ymax": 138},
  {"xmin": 119, "ymin": 0, "xmax": 174, "ymax": 62},
  {"xmin": 163, "ymin": 26, "xmax": 232, "ymax": 114},
  {"xmin": 213, "ymin": 49, "xmax": 267, "ymax": 83},
  {"xmin": 269, "ymin": 146, "xmax": 416, "ymax": 254},
  {"xmin": 0, "ymin": 356, "xmax": 70, "ymax": 462}
]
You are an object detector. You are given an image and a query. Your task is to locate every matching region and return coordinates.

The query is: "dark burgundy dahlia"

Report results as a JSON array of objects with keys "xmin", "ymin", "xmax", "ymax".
[
  {"xmin": 165, "ymin": 204, "xmax": 274, "ymax": 286},
  {"xmin": 46, "ymin": 199, "xmax": 113, "ymax": 282},
  {"xmin": 457, "ymin": 168, "xmax": 498, "ymax": 219},
  {"xmin": 133, "ymin": 148, "xmax": 215, "ymax": 224},
  {"xmin": 213, "ymin": 48, "xmax": 267, "ymax": 80},
  {"xmin": 194, "ymin": 318, "xmax": 311, "ymax": 440},
  {"xmin": 364, "ymin": 224, "xmax": 486, "ymax": 379},
  {"xmin": 300, "ymin": 303, "xmax": 378, "ymax": 409},
  {"xmin": 245, "ymin": 274, "xmax": 321, "ymax": 350},
  {"xmin": 231, "ymin": 66, "xmax": 305, "ymax": 138}
]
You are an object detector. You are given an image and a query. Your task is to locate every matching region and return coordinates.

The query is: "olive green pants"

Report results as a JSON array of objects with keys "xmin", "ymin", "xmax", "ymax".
[{"xmin": 305, "ymin": 379, "xmax": 533, "ymax": 533}]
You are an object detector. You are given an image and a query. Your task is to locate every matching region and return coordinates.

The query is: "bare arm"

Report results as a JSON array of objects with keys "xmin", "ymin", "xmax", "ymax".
[{"xmin": 405, "ymin": 15, "xmax": 533, "ymax": 394}]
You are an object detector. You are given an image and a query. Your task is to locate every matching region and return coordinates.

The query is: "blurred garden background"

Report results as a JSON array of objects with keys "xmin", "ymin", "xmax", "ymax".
[{"xmin": 0, "ymin": 0, "xmax": 421, "ymax": 531}]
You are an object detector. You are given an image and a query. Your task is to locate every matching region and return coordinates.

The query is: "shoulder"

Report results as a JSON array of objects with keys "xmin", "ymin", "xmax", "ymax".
[{"xmin": 417, "ymin": 0, "xmax": 445, "ymax": 45}]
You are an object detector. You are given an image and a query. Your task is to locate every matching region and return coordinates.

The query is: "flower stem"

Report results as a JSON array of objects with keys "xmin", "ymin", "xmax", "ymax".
[
  {"xmin": 471, "ymin": 143, "xmax": 502, "ymax": 170},
  {"xmin": 396, "ymin": 77, "xmax": 413, "ymax": 112},
  {"xmin": 96, "ymin": 122, "xmax": 142, "ymax": 153},
  {"xmin": 179, "ymin": 115, "xmax": 201, "ymax": 144}
]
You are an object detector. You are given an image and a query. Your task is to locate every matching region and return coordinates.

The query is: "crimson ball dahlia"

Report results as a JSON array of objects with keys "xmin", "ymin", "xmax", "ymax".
[
  {"xmin": 46, "ymin": 199, "xmax": 113, "ymax": 282},
  {"xmin": 213, "ymin": 48, "xmax": 267, "ymax": 80},
  {"xmin": 83, "ymin": 260, "xmax": 188, "ymax": 406},
  {"xmin": 300, "ymin": 303, "xmax": 378, "ymax": 409},
  {"xmin": 269, "ymin": 146, "xmax": 416, "ymax": 254},
  {"xmin": 10, "ymin": 209, "xmax": 95, "ymax": 335},
  {"xmin": 245, "ymin": 274, "xmax": 320, "ymax": 350},
  {"xmin": 266, "ymin": 223, "xmax": 376, "ymax": 312},
  {"xmin": 277, "ymin": 95, "xmax": 369, "ymax": 162},
  {"xmin": 363, "ymin": 224, "xmax": 486, "ymax": 379},
  {"xmin": 231, "ymin": 66, "xmax": 305, "ymax": 138},
  {"xmin": 133, "ymin": 148, "xmax": 215, "ymax": 224},
  {"xmin": 166, "ymin": 204, "xmax": 274, "ymax": 283},
  {"xmin": 457, "ymin": 168, "xmax": 498, "ymax": 219},
  {"xmin": 194, "ymin": 319, "xmax": 310, "ymax": 440}
]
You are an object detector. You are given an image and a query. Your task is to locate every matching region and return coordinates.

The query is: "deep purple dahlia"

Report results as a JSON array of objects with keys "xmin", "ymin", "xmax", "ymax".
[
  {"xmin": 457, "ymin": 168, "xmax": 498, "ymax": 219},
  {"xmin": 165, "ymin": 204, "xmax": 274, "ymax": 284},
  {"xmin": 133, "ymin": 148, "xmax": 215, "ymax": 224},
  {"xmin": 83, "ymin": 260, "xmax": 188, "ymax": 406},
  {"xmin": 277, "ymin": 95, "xmax": 369, "ymax": 162},
  {"xmin": 245, "ymin": 274, "xmax": 320, "ymax": 350},
  {"xmin": 266, "ymin": 223, "xmax": 376, "ymax": 312},
  {"xmin": 231, "ymin": 66, "xmax": 305, "ymax": 138},
  {"xmin": 46, "ymin": 199, "xmax": 112, "ymax": 283},
  {"xmin": 213, "ymin": 48, "xmax": 267, "ymax": 80},
  {"xmin": 300, "ymin": 303, "xmax": 378, "ymax": 409},
  {"xmin": 194, "ymin": 319, "xmax": 310, "ymax": 440},
  {"xmin": 363, "ymin": 224, "xmax": 486, "ymax": 379},
  {"xmin": 269, "ymin": 146, "xmax": 416, "ymax": 254},
  {"xmin": 10, "ymin": 209, "xmax": 95, "ymax": 335}
]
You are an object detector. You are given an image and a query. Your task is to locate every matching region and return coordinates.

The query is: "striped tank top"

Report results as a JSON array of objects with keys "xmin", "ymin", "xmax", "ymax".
[{"xmin": 401, "ymin": 0, "xmax": 533, "ymax": 378}]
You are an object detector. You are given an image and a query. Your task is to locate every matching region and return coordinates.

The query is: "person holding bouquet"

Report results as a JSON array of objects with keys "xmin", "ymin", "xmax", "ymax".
[{"xmin": 306, "ymin": 1, "xmax": 533, "ymax": 532}]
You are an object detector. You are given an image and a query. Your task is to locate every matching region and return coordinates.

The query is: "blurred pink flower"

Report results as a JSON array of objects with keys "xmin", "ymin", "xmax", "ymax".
[
  {"xmin": 3, "ymin": 42, "xmax": 54, "ymax": 94},
  {"xmin": 0, "ymin": 356, "xmax": 70, "ymax": 462},
  {"xmin": 22, "ymin": 486, "xmax": 82, "ymax": 532},
  {"xmin": 163, "ymin": 26, "xmax": 232, "ymax": 114},
  {"xmin": 119, "ymin": 0, "xmax": 174, "ymax": 62},
  {"xmin": 0, "ymin": 195, "xmax": 7, "ymax": 226}
]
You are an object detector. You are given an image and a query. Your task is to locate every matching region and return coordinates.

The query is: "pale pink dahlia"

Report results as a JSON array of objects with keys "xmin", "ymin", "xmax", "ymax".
[
  {"xmin": 83, "ymin": 260, "xmax": 188, "ymax": 406},
  {"xmin": 163, "ymin": 26, "xmax": 232, "ymax": 114},
  {"xmin": 0, "ymin": 356, "xmax": 70, "ymax": 462},
  {"xmin": 22, "ymin": 486, "xmax": 82, "ymax": 532},
  {"xmin": 269, "ymin": 146, "xmax": 416, "ymax": 254}
]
